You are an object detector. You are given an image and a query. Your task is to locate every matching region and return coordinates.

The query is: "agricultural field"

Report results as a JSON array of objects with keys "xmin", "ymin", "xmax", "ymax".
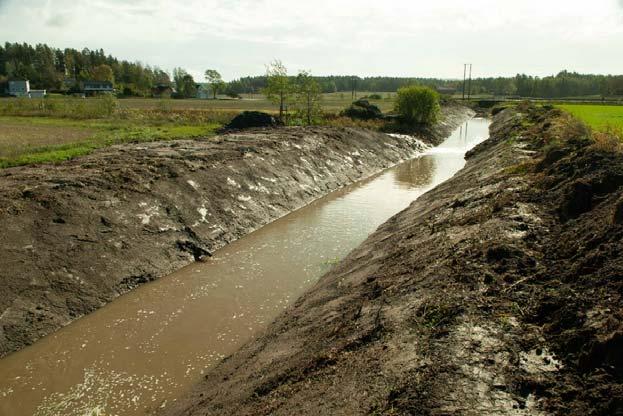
[
  {"xmin": 0, "ymin": 92, "xmax": 396, "ymax": 168},
  {"xmin": 558, "ymin": 103, "xmax": 623, "ymax": 132},
  {"xmin": 0, "ymin": 91, "xmax": 395, "ymax": 114},
  {"xmin": 117, "ymin": 91, "xmax": 397, "ymax": 113},
  {"xmin": 0, "ymin": 115, "xmax": 222, "ymax": 168}
]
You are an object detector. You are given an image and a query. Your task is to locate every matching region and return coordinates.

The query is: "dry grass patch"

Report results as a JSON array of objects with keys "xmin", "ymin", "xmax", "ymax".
[{"xmin": 0, "ymin": 121, "xmax": 95, "ymax": 159}]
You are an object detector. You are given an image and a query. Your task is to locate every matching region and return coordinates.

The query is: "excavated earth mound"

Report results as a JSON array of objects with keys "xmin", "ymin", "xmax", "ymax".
[
  {"xmin": 224, "ymin": 111, "xmax": 281, "ymax": 130},
  {"xmin": 164, "ymin": 105, "xmax": 623, "ymax": 415}
]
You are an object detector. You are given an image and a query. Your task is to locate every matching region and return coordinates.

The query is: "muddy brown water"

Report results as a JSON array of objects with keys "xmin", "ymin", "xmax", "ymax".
[{"xmin": 0, "ymin": 118, "xmax": 489, "ymax": 416}]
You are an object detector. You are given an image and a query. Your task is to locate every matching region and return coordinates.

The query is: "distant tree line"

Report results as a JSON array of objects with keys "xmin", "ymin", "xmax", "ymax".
[
  {"xmin": 225, "ymin": 72, "xmax": 623, "ymax": 98},
  {"xmin": 0, "ymin": 42, "xmax": 170, "ymax": 96},
  {"xmin": 2, "ymin": 42, "xmax": 623, "ymax": 99}
]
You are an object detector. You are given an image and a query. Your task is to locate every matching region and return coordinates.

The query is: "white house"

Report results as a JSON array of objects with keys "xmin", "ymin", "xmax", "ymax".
[
  {"xmin": 8, "ymin": 80, "xmax": 30, "ymax": 97},
  {"xmin": 7, "ymin": 80, "xmax": 47, "ymax": 98}
]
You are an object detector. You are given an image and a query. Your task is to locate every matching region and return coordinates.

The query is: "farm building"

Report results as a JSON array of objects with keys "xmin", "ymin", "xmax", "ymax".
[
  {"xmin": 82, "ymin": 81, "xmax": 114, "ymax": 95},
  {"xmin": 152, "ymin": 84, "xmax": 175, "ymax": 98},
  {"xmin": 436, "ymin": 86, "xmax": 457, "ymax": 95}
]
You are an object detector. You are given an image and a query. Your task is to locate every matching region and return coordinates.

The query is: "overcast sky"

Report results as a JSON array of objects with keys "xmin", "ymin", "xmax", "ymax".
[{"xmin": 1, "ymin": 0, "xmax": 622, "ymax": 81}]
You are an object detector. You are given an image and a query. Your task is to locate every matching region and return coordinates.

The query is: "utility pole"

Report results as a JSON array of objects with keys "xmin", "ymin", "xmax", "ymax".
[
  {"xmin": 462, "ymin": 64, "xmax": 467, "ymax": 100},
  {"xmin": 467, "ymin": 64, "xmax": 473, "ymax": 101}
]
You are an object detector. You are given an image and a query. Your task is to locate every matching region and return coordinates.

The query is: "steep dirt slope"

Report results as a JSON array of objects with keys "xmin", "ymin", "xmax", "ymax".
[
  {"xmin": 164, "ymin": 105, "xmax": 622, "ymax": 415},
  {"xmin": 0, "ymin": 105, "xmax": 472, "ymax": 358}
]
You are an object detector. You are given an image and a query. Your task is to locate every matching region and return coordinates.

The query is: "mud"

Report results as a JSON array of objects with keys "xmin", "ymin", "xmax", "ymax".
[
  {"xmin": 164, "ymin": 105, "xmax": 623, "ymax": 415},
  {"xmin": 0, "ymin": 104, "xmax": 472, "ymax": 358}
]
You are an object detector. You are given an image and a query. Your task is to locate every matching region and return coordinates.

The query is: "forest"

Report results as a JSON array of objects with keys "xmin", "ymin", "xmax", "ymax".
[{"xmin": 2, "ymin": 42, "xmax": 623, "ymax": 98}]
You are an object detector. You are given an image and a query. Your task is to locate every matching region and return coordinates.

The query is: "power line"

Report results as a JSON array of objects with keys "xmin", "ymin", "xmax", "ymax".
[
  {"xmin": 467, "ymin": 64, "xmax": 473, "ymax": 100},
  {"xmin": 462, "ymin": 64, "xmax": 467, "ymax": 100},
  {"xmin": 463, "ymin": 63, "xmax": 473, "ymax": 101}
]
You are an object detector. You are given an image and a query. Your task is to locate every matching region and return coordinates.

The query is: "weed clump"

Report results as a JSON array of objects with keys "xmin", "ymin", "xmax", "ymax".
[{"xmin": 341, "ymin": 99, "xmax": 383, "ymax": 121}]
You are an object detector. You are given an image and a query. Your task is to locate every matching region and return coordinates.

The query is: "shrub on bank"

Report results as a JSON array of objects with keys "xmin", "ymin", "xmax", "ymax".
[{"xmin": 395, "ymin": 86, "xmax": 440, "ymax": 126}]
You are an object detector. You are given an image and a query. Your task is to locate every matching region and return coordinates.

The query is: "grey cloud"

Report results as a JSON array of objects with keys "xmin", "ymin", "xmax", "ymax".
[
  {"xmin": 127, "ymin": 8, "xmax": 155, "ymax": 16},
  {"xmin": 90, "ymin": 0, "xmax": 155, "ymax": 16},
  {"xmin": 46, "ymin": 13, "xmax": 71, "ymax": 27}
]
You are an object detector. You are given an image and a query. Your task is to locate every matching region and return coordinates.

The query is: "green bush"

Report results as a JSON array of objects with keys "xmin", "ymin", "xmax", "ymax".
[{"xmin": 395, "ymin": 85, "xmax": 440, "ymax": 125}]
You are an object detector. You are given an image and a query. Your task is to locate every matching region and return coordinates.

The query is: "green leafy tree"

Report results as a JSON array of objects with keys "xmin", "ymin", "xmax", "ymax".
[
  {"xmin": 224, "ymin": 80, "xmax": 244, "ymax": 98},
  {"xmin": 204, "ymin": 69, "xmax": 224, "ymax": 99},
  {"xmin": 294, "ymin": 70, "xmax": 322, "ymax": 125},
  {"xmin": 173, "ymin": 67, "xmax": 197, "ymax": 98},
  {"xmin": 181, "ymin": 74, "xmax": 197, "ymax": 98},
  {"xmin": 264, "ymin": 60, "xmax": 291, "ymax": 120},
  {"xmin": 395, "ymin": 85, "xmax": 440, "ymax": 125},
  {"xmin": 153, "ymin": 68, "xmax": 171, "ymax": 85},
  {"xmin": 91, "ymin": 64, "xmax": 114, "ymax": 84},
  {"xmin": 172, "ymin": 67, "xmax": 187, "ymax": 91}
]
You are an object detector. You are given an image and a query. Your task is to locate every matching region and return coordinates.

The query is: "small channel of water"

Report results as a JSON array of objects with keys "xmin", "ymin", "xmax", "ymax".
[{"xmin": 0, "ymin": 118, "xmax": 490, "ymax": 416}]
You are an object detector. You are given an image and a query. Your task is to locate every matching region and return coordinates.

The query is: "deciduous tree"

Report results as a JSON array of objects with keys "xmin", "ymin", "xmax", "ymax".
[
  {"xmin": 264, "ymin": 60, "xmax": 291, "ymax": 120},
  {"xmin": 204, "ymin": 69, "xmax": 224, "ymax": 99},
  {"xmin": 91, "ymin": 64, "xmax": 114, "ymax": 84},
  {"xmin": 294, "ymin": 70, "xmax": 322, "ymax": 125}
]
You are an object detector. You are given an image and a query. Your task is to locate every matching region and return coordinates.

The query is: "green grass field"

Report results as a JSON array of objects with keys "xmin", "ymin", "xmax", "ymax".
[{"xmin": 558, "ymin": 104, "xmax": 623, "ymax": 131}]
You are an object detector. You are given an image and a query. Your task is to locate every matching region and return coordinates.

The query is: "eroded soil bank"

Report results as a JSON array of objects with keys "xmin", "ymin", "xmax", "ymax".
[
  {"xmin": 164, "ymin": 105, "xmax": 623, "ymax": 416},
  {"xmin": 0, "ymin": 104, "xmax": 472, "ymax": 357}
]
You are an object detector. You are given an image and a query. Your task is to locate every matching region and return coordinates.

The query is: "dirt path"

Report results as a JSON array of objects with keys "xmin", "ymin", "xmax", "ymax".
[
  {"xmin": 0, "ymin": 105, "xmax": 472, "ymax": 358},
  {"xmin": 163, "ymin": 105, "xmax": 623, "ymax": 415}
]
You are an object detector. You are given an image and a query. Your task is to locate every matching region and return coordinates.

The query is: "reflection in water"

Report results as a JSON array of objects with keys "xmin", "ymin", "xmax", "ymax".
[
  {"xmin": 0, "ymin": 118, "xmax": 490, "ymax": 416},
  {"xmin": 393, "ymin": 156, "xmax": 436, "ymax": 188}
]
